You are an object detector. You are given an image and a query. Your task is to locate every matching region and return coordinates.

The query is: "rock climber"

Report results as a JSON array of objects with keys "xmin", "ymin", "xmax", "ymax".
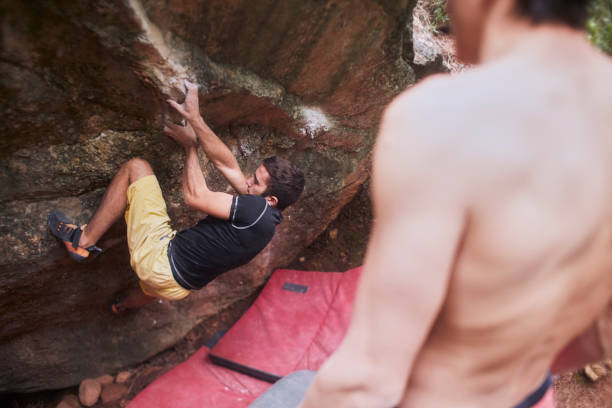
[
  {"xmin": 48, "ymin": 80, "xmax": 305, "ymax": 313},
  {"xmin": 297, "ymin": 0, "xmax": 612, "ymax": 407}
]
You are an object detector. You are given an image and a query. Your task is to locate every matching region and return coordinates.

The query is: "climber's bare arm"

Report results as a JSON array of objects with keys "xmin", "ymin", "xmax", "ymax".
[
  {"xmin": 164, "ymin": 122, "xmax": 232, "ymax": 218},
  {"xmin": 182, "ymin": 146, "xmax": 233, "ymax": 219},
  {"xmin": 164, "ymin": 120, "xmax": 197, "ymax": 150},
  {"xmin": 168, "ymin": 80, "xmax": 248, "ymax": 195},
  {"xmin": 552, "ymin": 301, "xmax": 612, "ymax": 374},
  {"xmin": 300, "ymin": 95, "xmax": 467, "ymax": 408}
]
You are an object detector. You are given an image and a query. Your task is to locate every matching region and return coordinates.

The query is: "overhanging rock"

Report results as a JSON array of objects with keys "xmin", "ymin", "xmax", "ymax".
[{"xmin": 0, "ymin": 0, "xmax": 417, "ymax": 392}]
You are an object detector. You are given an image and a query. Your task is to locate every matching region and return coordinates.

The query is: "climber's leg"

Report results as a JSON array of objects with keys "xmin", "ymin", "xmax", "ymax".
[
  {"xmin": 111, "ymin": 288, "xmax": 156, "ymax": 314},
  {"xmin": 78, "ymin": 158, "xmax": 154, "ymax": 248},
  {"xmin": 117, "ymin": 165, "xmax": 190, "ymax": 312}
]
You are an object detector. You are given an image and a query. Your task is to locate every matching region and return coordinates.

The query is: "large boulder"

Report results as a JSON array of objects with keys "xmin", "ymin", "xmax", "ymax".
[{"xmin": 0, "ymin": 0, "xmax": 417, "ymax": 391}]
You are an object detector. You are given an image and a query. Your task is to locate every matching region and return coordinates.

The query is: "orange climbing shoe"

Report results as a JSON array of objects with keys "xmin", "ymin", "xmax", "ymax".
[
  {"xmin": 110, "ymin": 298, "xmax": 126, "ymax": 315},
  {"xmin": 47, "ymin": 210, "xmax": 102, "ymax": 261}
]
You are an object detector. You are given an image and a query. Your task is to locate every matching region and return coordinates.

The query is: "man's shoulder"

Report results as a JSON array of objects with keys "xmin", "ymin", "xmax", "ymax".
[
  {"xmin": 232, "ymin": 195, "xmax": 265, "ymax": 215},
  {"xmin": 381, "ymin": 74, "xmax": 475, "ymax": 164},
  {"xmin": 234, "ymin": 194, "xmax": 267, "ymax": 207},
  {"xmin": 386, "ymin": 72, "xmax": 476, "ymax": 140},
  {"xmin": 236, "ymin": 194, "xmax": 264, "ymax": 200},
  {"xmin": 387, "ymin": 63, "xmax": 537, "ymax": 148},
  {"xmin": 379, "ymin": 70, "xmax": 526, "ymax": 191},
  {"xmin": 390, "ymin": 64, "xmax": 520, "ymax": 119},
  {"xmin": 232, "ymin": 195, "xmax": 281, "ymax": 229}
]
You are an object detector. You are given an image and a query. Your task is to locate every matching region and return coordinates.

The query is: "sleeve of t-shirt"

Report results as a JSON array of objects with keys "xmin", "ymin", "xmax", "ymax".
[{"xmin": 230, "ymin": 195, "xmax": 269, "ymax": 229}]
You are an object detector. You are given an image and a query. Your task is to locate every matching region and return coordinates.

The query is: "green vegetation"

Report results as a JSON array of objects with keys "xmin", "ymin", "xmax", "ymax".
[
  {"xmin": 429, "ymin": 0, "xmax": 450, "ymax": 33},
  {"xmin": 587, "ymin": 0, "xmax": 612, "ymax": 54},
  {"xmin": 424, "ymin": 0, "xmax": 612, "ymax": 55}
]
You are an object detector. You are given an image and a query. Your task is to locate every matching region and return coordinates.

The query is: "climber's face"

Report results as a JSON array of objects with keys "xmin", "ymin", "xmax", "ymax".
[{"xmin": 246, "ymin": 164, "xmax": 271, "ymax": 197}]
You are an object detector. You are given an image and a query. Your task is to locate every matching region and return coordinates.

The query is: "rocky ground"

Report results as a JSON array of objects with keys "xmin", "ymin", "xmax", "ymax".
[{"xmin": 554, "ymin": 367, "xmax": 612, "ymax": 408}]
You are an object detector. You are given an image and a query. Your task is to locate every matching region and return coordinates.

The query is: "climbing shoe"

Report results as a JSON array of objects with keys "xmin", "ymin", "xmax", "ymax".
[
  {"xmin": 47, "ymin": 210, "xmax": 102, "ymax": 261},
  {"xmin": 110, "ymin": 298, "xmax": 126, "ymax": 315}
]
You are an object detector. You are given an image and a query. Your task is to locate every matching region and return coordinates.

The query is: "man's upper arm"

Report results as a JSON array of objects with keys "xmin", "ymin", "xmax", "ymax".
[
  {"xmin": 186, "ymin": 190, "xmax": 234, "ymax": 220},
  {"xmin": 301, "ymin": 94, "xmax": 467, "ymax": 407},
  {"xmin": 351, "ymin": 99, "xmax": 467, "ymax": 385},
  {"xmin": 216, "ymin": 164, "xmax": 248, "ymax": 195},
  {"xmin": 230, "ymin": 195, "xmax": 269, "ymax": 228}
]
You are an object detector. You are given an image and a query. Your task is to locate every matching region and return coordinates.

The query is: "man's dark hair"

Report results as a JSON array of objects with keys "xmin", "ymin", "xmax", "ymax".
[
  {"xmin": 516, "ymin": 0, "xmax": 591, "ymax": 28},
  {"xmin": 262, "ymin": 156, "xmax": 305, "ymax": 211}
]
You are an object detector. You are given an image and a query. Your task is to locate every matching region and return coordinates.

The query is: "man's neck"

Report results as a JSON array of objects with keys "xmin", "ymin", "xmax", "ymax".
[{"xmin": 479, "ymin": 12, "xmax": 589, "ymax": 64}]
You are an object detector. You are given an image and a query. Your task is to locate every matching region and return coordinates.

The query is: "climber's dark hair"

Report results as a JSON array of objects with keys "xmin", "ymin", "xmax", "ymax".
[
  {"xmin": 262, "ymin": 156, "xmax": 305, "ymax": 211},
  {"xmin": 515, "ymin": 0, "xmax": 591, "ymax": 28}
]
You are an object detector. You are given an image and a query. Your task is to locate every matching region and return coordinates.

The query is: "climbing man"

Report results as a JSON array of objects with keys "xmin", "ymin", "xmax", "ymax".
[
  {"xmin": 296, "ymin": 0, "xmax": 612, "ymax": 407},
  {"xmin": 48, "ymin": 80, "xmax": 305, "ymax": 313}
]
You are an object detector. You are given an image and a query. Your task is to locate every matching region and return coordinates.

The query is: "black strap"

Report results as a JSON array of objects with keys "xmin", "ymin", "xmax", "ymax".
[
  {"xmin": 513, "ymin": 373, "xmax": 552, "ymax": 408},
  {"xmin": 71, "ymin": 227, "xmax": 83, "ymax": 249},
  {"xmin": 208, "ymin": 354, "xmax": 281, "ymax": 384}
]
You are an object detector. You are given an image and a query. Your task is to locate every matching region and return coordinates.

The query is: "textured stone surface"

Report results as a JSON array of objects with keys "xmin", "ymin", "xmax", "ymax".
[
  {"xmin": 115, "ymin": 371, "xmax": 132, "ymax": 384},
  {"xmin": 57, "ymin": 394, "xmax": 81, "ymax": 408},
  {"xmin": 100, "ymin": 383, "xmax": 129, "ymax": 404},
  {"xmin": 94, "ymin": 374, "xmax": 114, "ymax": 386},
  {"xmin": 0, "ymin": 0, "xmax": 418, "ymax": 392},
  {"xmin": 78, "ymin": 379, "xmax": 101, "ymax": 407}
]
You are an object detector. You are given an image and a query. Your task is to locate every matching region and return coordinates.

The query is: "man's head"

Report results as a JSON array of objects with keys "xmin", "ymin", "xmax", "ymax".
[
  {"xmin": 246, "ymin": 157, "xmax": 305, "ymax": 211},
  {"xmin": 515, "ymin": 0, "xmax": 590, "ymax": 27},
  {"xmin": 448, "ymin": 0, "xmax": 591, "ymax": 63}
]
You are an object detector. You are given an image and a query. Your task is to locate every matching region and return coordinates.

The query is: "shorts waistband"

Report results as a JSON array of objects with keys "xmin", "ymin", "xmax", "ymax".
[
  {"xmin": 513, "ymin": 373, "xmax": 552, "ymax": 408},
  {"xmin": 167, "ymin": 239, "xmax": 197, "ymax": 290}
]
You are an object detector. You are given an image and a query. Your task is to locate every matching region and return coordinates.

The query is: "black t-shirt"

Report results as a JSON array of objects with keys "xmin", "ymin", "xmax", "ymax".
[{"xmin": 168, "ymin": 195, "xmax": 282, "ymax": 290}]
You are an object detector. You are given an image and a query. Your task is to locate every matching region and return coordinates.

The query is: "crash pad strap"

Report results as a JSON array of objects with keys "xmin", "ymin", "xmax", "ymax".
[
  {"xmin": 282, "ymin": 282, "xmax": 308, "ymax": 294},
  {"xmin": 209, "ymin": 354, "xmax": 281, "ymax": 383}
]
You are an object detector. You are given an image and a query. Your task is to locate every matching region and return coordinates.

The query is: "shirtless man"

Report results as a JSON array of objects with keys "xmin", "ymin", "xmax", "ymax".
[
  {"xmin": 48, "ymin": 81, "xmax": 305, "ymax": 313},
  {"xmin": 299, "ymin": 0, "xmax": 612, "ymax": 407}
]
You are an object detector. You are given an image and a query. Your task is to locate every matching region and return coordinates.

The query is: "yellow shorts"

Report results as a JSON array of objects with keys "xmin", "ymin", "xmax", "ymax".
[{"xmin": 125, "ymin": 175, "xmax": 191, "ymax": 301}]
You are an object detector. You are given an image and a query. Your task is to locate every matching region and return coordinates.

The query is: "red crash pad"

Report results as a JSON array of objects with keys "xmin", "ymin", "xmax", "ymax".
[
  {"xmin": 128, "ymin": 347, "xmax": 270, "ymax": 408},
  {"xmin": 210, "ymin": 267, "xmax": 362, "ymax": 380},
  {"xmin": 128, "ymin": 267, "xmax": 362, "ymax": 408}
]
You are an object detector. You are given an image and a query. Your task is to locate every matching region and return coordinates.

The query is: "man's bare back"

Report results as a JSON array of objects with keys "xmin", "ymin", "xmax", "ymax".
[
  {"xmin": 300, "ymin": 2, "xmax": 612, "ymax": 407},
  {"xmin": 400, "ymin": 28, "xmax": 612, "ymax": 407}
]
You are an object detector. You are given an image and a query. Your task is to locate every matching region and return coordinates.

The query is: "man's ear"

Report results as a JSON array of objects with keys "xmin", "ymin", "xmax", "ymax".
[{"xmin": 266, "ymin": 196, "xmax": 279, "ymax": 207}]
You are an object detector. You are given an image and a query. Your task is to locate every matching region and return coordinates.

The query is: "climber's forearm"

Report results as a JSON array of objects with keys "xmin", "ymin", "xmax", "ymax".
[
  {"xmin": 188, "ymin": 116, "xmax": 238, "ymax": 170},
  {"xmin": 182, "ymin": 146, "xmax": 232, "ymax": 219},
  {"xmin": 189, "ymin": 115, "xmax": 248, "ymax": 194},
  {"xmin": 168, "ymin": 80, "xmax": 247, "ymax": 194},
  {"xmin": 182, "ymin": 146, "xmax": 210, "ymax": 201}
]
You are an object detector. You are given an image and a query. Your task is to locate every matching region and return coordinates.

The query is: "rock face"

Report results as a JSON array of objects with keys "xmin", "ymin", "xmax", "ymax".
[{"xmin": 0, "ymin": 0, "xmax": 417, "ymax": 392}]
